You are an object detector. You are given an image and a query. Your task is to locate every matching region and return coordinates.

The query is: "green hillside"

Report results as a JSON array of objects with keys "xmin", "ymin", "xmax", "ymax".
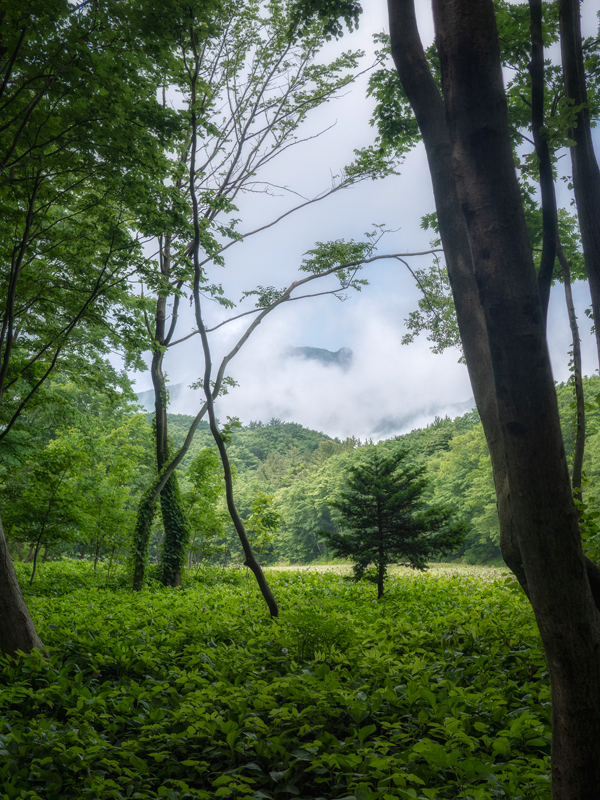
[{"xmin": 160, "ymin": 376, "xmax": 600, "ymax": 567}]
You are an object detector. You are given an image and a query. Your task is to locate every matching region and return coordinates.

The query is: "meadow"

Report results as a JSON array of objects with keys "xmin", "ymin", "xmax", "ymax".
[{"xmin": 0, "ymin": 562, "xmax": 551, "ymax": 800}]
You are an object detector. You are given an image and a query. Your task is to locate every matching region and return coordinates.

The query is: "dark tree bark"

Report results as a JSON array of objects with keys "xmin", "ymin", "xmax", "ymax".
[
  {"xmin": 529, "ymin": 0, "xmax": 557, "ymax": 322},
  {"xmin": 559, "ymin": 0, "xmax": 600, "ymax": 367},
  {"xmin": 387, "ymin": 0, "xmax": 600, "ymax": 607},
  {"xmin": 387, "ymin": 0, "xmax": 527, "ymax": 594},
  {"xmin": 529, "ymin": 0, "xmax": 585, "ymax": 502},
  {"xmin": 29, "ymin": 531, "xmax": 44, "ymax": 586},
  {"xmin": 557, "ymin": 239, "xmax": 586, "ymax": 500},
  {"xmin": 0, "ymin": 516, "xmax": 44, "ymax": 657},
  {"xmin": 377, "ymin": 535, "xmax": 384, "ymax": 599},
  {"xmin": 430, "ymin": 0, "xmax": 600, "ymax": 795}
]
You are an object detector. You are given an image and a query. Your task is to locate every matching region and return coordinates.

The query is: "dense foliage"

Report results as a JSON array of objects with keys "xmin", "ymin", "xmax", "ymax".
[{"xmin": 0, "ymin": 561, "xmax": 551, "ymax": 800}]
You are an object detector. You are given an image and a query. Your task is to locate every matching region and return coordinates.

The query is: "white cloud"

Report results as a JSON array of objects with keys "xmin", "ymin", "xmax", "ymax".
[{"xmin": 129, "ymin": 4, "xmax": 600, "ymax": 440}]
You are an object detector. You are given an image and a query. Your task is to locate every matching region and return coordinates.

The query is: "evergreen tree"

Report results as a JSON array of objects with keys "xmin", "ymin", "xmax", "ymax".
[{"xmin": 322, "ymin": 447, "xmax": 466, "ymax": 598}]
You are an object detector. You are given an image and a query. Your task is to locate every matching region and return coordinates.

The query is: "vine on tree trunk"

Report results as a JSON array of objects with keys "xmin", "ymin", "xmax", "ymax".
[
  {"xmin": 159, "ymin": 465, "xmax": 190, "ymax": 588},
  {"xmin": 131, "ymin": 486, "xmax": 157, "ymax": 591}
]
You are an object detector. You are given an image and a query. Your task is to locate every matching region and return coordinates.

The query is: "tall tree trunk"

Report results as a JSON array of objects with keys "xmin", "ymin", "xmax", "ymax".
[
  {"xmin": 158, "ymin": 470, "xmax": 188, "ymax": 588},
  {"xmin": 557, "ymin": 240, "xmax": 586, "ymax": 500},
  {"xmin": 432, "ymin": 1, "xmax": 600, "ymax": 795},
  {"xmin": 387, "ymin": 0, "xmax": 527, "ymax": 594},
  {"xmin": 187, "ymin": 22, "xmax": 278, "ymax": 617},
  {"xmin": 132, "ymin": 485, "xmax": 156, "ymax": 590},
  {"xmin": 386, "ymin": 0, "xmax": 600, "ymax": 607},
  {"xmin": 559, "ymin": 0, "xmax": 600, "ymax": 368},
  {"xmin": 132, "ymin": 244, "xmax": 189, "ymax": 590},
  {"xmin": 529, "ymin": 0, "xmax": 557, "ymax": 322},
  {"xmin": 0, "ymin": 515, "xmax": 44, "ymax": 656}
]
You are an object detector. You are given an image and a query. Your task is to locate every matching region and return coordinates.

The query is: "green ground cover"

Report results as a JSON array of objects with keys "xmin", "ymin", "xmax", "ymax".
[{"xmin": 1, "ymin": 563, "xmax": 550, "ymax": 800}]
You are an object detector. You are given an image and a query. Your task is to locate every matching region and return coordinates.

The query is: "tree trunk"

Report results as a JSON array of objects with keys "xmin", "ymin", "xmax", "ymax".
[
  {"xmin": 377, "ymin": 550, "xmax": 384, "ymax": 599},
  {"xmin": 158, "ymin": 471, "xmax": 187, "ymax": 587},
  {"xmin": 132, "ymin": 255, "xmax": 189, "ymax": 590},
  {"xmin": 559, "ymin": 0, "xmax": 600, "ymax": 368},
  {"xmin": 132, "ymin": 487, "xmax": 156, "ymax": 590},
  {"xmin": 187, "ymin": 25, "xmax": 278, "ymax": 617},
  {"xmin": 387, "ymin": 0, "xmax": 528, "ymax": 595},
  {"xmin": 529, "ymin": 0, "xmax": 557, "ymax": 322},
  {"xmin": 386, "ymin": 0, "xmax": 600, "ymax": 607},
  {"xmin": 29, "ymin": 532, "xmax": 44, "ymax": 586},
  {"xmin": 0, "ymin": 515, "xmax": 44, "ymax": 656},
  {"xmin": 152, "ymin": 255, "xmax": 188, "ymax": 588},
  {"xmin": 432, "ymin": 1, "xmax": 600, "ymax": 795},
  {"xmin": 557, "ymin": 240, "xmax": 585, "ymax": 500}
]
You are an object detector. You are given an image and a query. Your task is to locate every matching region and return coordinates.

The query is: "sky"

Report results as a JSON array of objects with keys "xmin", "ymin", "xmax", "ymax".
[{"xmin": 130, "ymin": 1, "xmax": 600, "ymax": 442}]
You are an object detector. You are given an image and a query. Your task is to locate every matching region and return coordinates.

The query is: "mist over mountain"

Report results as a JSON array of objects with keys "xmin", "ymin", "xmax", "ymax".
[
  {"xmin": 285, "ymin": 346, "xmax": 353, "ymax": 370},
  {"xmin": 372, "ymin": 398, "xmax": 475, "ymax": 437},
  {"xmin": 135, "ymin": 383, "xmax": 197, "ymax": 413},
  {"xmin": 136, "ymin": 379, "xmax": 475, "ymax": 440}
]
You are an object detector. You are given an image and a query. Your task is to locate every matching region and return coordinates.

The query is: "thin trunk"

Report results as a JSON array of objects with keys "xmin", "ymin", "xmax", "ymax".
[
  {"xmin": 133, "ymin": 239, "xmax": 188, "ymax": 589},
  {"xmin": 0, "ymin": 515, "xmax": 44, "ymax": 656},
  {"xmin": 188, "ymin": 19, "xmax": 278, "ymax": 618},
  {"xmin": 107, "ymin": 546, "xmax": 115, "ymax": 581},
  {"xmin": 93, "ymin": 535, "xmax": 101, "ymax": 571},
  {"xmin": 29, "ymin": 531, "xmax": 44, "ymax": 586},
  {"xmin": 530, "ymin": 0, "xmax": 583, "ymax": 504},
  {"xmin": 377, "ymin": 535, "xmax": 384, "ymax": 599},
  {"xmin": 433, "ymin": 1, "xmax": 600, "ymax": 795},
  {"xmin": 529, "ymin": 0, "xmax": 557, "ymax": 322},
  {"xmin": 557, "ymin": 239, "xmax": 585, "ymax": 500},
  {"xmin": 559, "ymin": 0, "xmax": 600, "ymax": 368}
]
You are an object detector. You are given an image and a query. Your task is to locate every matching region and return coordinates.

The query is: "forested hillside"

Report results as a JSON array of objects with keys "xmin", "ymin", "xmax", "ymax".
[
  {"xmin": 4, "ymin": 375, "xmax": 600, "ymax": 573},
  {"xmin": 166, "ymin": 375, "xmax": 600, "ymax": 567}
]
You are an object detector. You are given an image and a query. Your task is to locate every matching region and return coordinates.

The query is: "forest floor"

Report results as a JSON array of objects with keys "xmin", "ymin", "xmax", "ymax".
[{"xmin": 2, "ymin": 561, "xmax": 550, "ymax": 800}]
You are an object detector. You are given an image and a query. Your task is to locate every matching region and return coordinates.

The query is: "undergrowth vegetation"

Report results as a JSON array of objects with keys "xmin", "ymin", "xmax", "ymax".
[{"xmin": 1, "ymin": 562, "xmax": 550, "ymax": 800}]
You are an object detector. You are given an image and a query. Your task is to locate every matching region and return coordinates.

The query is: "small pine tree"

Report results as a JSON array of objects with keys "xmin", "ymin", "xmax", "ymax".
[{"xmin": 321, "ymin": 447, "xmax": 467, "ymax": 597}]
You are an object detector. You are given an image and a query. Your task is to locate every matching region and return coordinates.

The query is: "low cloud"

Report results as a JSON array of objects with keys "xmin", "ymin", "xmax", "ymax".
[{"xmin": 152, "ymin": 293, "xmax": 473, "ymax": 441}]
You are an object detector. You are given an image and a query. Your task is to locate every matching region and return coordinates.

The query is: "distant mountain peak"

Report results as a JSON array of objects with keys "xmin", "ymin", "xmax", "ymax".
[{"xmin": 286, "ymin": 346, "xmax": 353, "ymax": 370}]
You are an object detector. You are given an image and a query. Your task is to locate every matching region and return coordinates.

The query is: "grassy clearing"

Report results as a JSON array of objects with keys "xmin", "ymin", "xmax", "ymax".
[{"xmin": 1, "ymin": 562, "xmax": 549, "ymax": 800}]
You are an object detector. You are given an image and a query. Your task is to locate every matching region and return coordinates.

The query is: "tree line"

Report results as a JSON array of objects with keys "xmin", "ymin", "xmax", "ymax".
[{"xmin": 6, "ymin": 374, "xmax": 600, "ymax": 580}]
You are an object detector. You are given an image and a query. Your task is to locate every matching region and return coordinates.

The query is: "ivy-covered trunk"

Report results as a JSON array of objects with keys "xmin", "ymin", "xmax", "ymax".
[
  {"xmin": 152, "ymin": 340, "xmax": 189, "ymax": 588},
  {"xmin": 131, "ymin": 241, "xmax": 190, "ymax": 591}
]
